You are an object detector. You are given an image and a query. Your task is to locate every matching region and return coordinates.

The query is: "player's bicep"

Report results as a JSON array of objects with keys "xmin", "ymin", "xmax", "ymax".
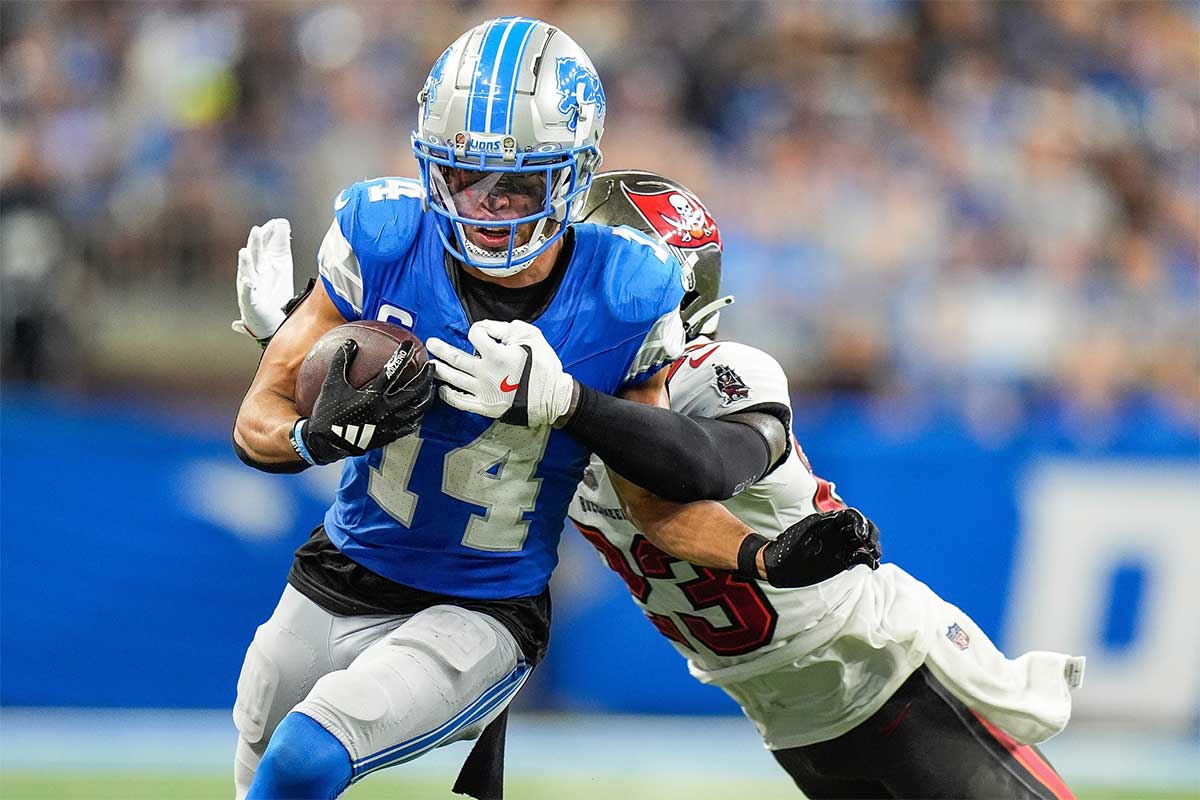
[{"xmin": 616, "ymin": 368, "xmax": 669, "ymax": 407}]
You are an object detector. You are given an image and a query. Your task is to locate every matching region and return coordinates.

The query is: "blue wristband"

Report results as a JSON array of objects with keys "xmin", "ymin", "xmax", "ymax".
[{"xmin": 290, "ymin": 418, "xmax": 319, "ymax": 466}]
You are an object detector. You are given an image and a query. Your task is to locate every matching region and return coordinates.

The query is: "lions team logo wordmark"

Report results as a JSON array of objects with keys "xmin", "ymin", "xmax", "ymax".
[
  {"xmin": 621, "ymin": 184, "xmax": 722, "ymax": 252},
  {"xmin": 555, "ymin": 57, "xmax": 605, "ymax": 133}
]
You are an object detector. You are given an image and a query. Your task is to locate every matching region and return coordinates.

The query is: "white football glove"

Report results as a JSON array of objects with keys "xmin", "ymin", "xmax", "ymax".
[
  {"xmin": 232, "ymin": 218, "xmax": 295, "ymax": 341},
  {"xmin": 427, "ymin": 319, "xmax": 576, "ymax": 427}
]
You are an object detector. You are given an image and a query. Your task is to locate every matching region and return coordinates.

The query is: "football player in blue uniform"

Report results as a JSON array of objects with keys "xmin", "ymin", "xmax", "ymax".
[
  {"xmin": 235, "ymin": 193, "xmax": 882, "ymax": 800},
  {"xmin": 230, "ymin": 18, "xmax": 878, "ymax": 800},
  {"xmin": 229, "ymin": 18, "xmax": 690, "ymax": 800}
]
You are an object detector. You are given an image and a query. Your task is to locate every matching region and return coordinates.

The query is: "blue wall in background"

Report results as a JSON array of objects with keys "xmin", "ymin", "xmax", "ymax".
[{"xmin": 2, "ymin": 389, "xmax": 1195, "ymax": 713}]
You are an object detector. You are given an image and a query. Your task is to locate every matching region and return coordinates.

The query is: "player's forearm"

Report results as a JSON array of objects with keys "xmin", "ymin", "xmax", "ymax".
[
  {"xmin": 563, "ymin": 383, "xmax": 776, "ymax": 502},
  {"xmin": 233, "ymin": 281, "xmax": 350, "ymax": 472},
  {"xmin": 233, "ymin": 388, "xmax": 307, "ymax": 471},
  {"xmin": 642, "ymin": 501, "xmax": 755, "ymax": 572},
  {"xmin": 610, "ymin": 470, "xmax": 764, "ymax": 577}
]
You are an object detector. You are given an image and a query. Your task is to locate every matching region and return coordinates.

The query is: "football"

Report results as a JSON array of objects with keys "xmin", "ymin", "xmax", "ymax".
[{"xmin": 294, "ymin": 321, "xmax": 427, "ymax": 416}]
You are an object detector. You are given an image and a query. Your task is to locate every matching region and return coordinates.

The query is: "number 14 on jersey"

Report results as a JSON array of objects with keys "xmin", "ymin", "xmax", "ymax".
[{"xmin": 368, "ymin": 422, "xmax": 551, "ymax": 553}]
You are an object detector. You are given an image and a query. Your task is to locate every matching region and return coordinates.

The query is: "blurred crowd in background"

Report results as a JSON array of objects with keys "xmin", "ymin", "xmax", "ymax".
[{"xmin": 2, "ymin": 0, "xmax": 1197, "ymax": 438}]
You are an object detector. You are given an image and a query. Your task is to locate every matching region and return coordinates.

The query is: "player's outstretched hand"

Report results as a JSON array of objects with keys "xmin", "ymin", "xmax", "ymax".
[
  {"xmin": 760, "ymin": 508, "xmax": 881, "ymax": 588},
  {"xmin": 295, "ymin": 340, "xmax": 435, "ymax": 465},
  {"xmin": 233, "ymin": 218, "xmax": 295, "ymax": 342},
  {"xmin": 427, "ymin": 320, "xmax": 576, "ymax": 427}
]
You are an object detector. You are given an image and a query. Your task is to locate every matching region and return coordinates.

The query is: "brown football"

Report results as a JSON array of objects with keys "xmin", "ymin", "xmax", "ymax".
[{"xmin": 295, "ymin": 321, "xmax": 427, "ymax": 416}]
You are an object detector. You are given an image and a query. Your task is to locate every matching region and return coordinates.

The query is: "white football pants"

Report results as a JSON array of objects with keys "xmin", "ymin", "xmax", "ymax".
[{"xmin": 232, "ymin": 584, "xmax": 529, "ymax": 799}]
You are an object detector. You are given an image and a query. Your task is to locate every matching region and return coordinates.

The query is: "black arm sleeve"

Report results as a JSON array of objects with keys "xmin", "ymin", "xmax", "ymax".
[
  {"xmin": 561, "ymin": 384, "xmax": 789, "ymax": 502},
  {"xmin": 233, "ymin": 438, "xmax": 310, "ymax": 474}
]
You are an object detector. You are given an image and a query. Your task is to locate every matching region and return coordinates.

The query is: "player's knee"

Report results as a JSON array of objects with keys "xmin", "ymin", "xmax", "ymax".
[
  {"xmin": 249, "ymin": 712, "xmax": 351, "ymax": 800},
  {"xmin": 234, "ymin": 615, "xmax": 320, "ymax": 749}
]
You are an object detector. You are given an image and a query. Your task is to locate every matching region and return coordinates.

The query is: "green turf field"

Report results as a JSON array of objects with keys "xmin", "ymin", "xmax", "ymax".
[{"xmin": 1, "ymin": 772, "xmax": 1194, "ymax": 800}]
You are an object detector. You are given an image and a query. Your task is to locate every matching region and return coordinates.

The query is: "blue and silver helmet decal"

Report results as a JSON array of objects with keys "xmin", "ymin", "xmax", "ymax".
[
  {"xmin": 465, "ymin": 17, "xmax": 538, "ymax": 134},
  {"xmin": 422, "ymin": 46, "xmax": 452, "ymax": 113},
  {"xmin": 555, "ymin": 56, "xmax": 605, "ymax": 133}
]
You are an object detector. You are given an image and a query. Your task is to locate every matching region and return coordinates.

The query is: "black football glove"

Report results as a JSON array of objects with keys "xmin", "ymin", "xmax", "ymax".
[
  {"xmin": 293, "ymin": 339, "xmax": 435, "ymax": 465},
  {"xmin": 738, "ymin": 508, "xmax": 881, "ymax": 588}
]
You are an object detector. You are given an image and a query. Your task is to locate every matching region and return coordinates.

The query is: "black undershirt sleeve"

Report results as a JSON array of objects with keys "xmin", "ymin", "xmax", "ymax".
[
  {"xmin": 562, "ymin": 384, "xmax": 789, "ymax": 502},
  {"xmin": 233, "ymin": 438, "xmax": 310, "ymax": 474}
]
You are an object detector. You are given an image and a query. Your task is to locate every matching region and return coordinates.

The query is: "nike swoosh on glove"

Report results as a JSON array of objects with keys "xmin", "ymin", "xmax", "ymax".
[
  {"xmin": 295, "ymin": 340, "xmax": 435, "ymax": 465},
  {"xmin": 427, "ymin": 319, "xmax": 575, "ymax": 427},
  {"xmin": 232, "ymin": 219, "xmax": 295, "ymax": 342},
  {"xmin": 760, "ymin": 508, "xmax": 882, "ymax": 588}
]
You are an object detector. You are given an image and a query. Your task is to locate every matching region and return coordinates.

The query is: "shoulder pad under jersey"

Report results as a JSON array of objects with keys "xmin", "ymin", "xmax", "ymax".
[
  {"xmin": 574, "ymin": 223, "xmax": 687, "ymax": 387},
  {"xmin": 591, "ymin": 223, "xmax": 686, "ymax": 324},
  {"xmin": 669, "ymin": 340, "xmax": 792, "ymax": 422},
  {"xmin": 318, "ymin": 177, "xmax": 425, "ymax": 319}
]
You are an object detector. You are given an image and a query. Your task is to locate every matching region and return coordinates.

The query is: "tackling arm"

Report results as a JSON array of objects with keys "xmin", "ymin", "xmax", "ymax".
[
  {"xmin": 609, "ymin": 467, "xmax": 766, "ymax": 577},
  {"xmin": 607, "ymin": 374, "xmax": 767, "ymax": 577},
  {"xmin": 570, "ymin": 376, "xmax": 789, "ymax": 502},
  {"xmin": 610, "ymin": 465, "xmax": 883, "ymax": 588},
  {"xmin": 610, "ymin": 373, "xmax": 881, "ymax": 586},
  {"xmin": 429, "ymin": 319, "xmax": 789, "ymax": 502}
]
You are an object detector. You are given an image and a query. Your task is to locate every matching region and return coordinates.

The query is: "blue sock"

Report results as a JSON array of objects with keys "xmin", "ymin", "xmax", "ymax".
[{"xmin": 247, "ymin": 712, "xmax": 353, "ymax": 799}]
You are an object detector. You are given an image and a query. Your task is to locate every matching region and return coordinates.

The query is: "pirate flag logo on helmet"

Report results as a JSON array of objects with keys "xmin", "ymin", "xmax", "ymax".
[{"xmin": 620, "ymin": 184, "xmax": 722, "ymax": 252}]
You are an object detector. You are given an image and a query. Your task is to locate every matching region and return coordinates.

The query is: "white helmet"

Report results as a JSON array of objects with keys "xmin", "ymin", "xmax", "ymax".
[{"xmin": 412, "ymin": 17, "xmax": 606, "ymax": 276}]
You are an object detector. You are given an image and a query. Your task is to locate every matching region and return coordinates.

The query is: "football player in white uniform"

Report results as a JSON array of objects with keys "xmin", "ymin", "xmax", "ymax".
[{"xmin": 451, "ymin": 171, "xmax": 1087, "ymax": 800}]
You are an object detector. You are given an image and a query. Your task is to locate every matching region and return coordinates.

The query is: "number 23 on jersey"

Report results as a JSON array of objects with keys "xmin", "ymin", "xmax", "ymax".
[{"xmin": 574, "ymin": 521, "xmax": 780, "ymax": 657}]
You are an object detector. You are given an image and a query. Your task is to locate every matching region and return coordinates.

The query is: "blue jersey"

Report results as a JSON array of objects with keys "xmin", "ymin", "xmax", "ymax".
[{"xmin": 315, "ymin": 177, "xmax": 685, "ymax": 599}]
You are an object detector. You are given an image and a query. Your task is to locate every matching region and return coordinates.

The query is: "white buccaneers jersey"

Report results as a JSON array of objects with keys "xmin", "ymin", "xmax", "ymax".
[
  {"xmin": 569, "ymin": 341, "xmax": 1083, "ymax": 750},
  {"xmin": 570, "ymin": 341, "xmax": 867, "ymax": 673},
  {"xmin": 568, "ymin": 340, "xmax": 930, "ymax": 746}
]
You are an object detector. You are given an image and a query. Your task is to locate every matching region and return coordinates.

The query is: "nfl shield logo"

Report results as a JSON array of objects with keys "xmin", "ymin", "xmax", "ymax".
[{"xmin": 946, "ymin": 623, "xmax": 970, "ymax": 650}]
